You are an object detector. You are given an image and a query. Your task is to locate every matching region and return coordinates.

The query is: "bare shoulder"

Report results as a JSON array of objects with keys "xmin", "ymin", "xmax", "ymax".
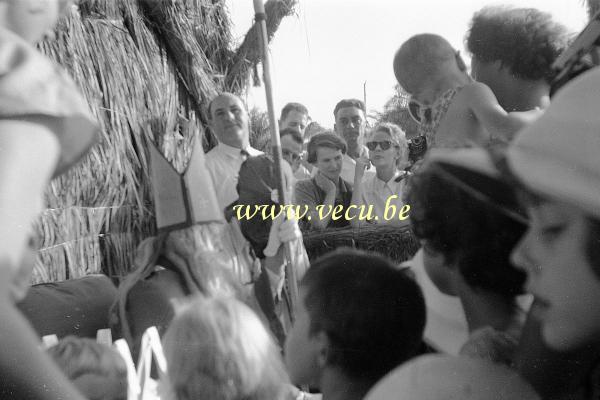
[{"xmin": 457, "ymin": 81, "xmax": 495, "ymax": 103}]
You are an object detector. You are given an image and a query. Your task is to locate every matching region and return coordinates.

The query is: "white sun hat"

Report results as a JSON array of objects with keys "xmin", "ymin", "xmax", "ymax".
[
  {"xmin": 507, "ymin": 67, "xmax": 600, "ymax": 219},
  {"xmin": 364, "ymin": 355, "xmax": 540, "ymax": 400}
]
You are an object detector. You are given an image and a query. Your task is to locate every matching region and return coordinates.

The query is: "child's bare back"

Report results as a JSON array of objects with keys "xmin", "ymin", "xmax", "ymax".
[{"xmin": 436, "ymin": 81, "xmax": 540, "ymax": 148}]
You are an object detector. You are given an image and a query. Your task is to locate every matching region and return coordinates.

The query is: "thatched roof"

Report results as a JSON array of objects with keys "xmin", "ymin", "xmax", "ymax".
[{"xmin": 33, "ymin": 0, "xmax": 297, "ymax": 283}]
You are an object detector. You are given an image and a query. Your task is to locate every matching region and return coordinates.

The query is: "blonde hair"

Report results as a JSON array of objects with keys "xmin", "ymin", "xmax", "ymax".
[
  {"xmin": 162, "ymin": 295, "xmax": 290, "ymax": 400},
  {"xmin": 368, "ymin": 122, "xmax": 409, "ymax": 168},
  {"xmin": 47, "ymin": 337, "xmax": 127, "ymax": 400}
]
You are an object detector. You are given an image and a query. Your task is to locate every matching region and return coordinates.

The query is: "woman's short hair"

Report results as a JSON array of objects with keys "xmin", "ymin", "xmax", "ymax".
[
  {"xmin": 406, "ymin": 163, "xmax": 527, "ymax": 298},
  {"xmin": 306, "ymin": 131, "xmax": 347, "ymax": 164},
  {"xmin": 466, "ymin": 6, "xmax": 569, "ymax": 82},
  {"xmin": 162, "ymin": 295, "xmax": 290, "ymax": 400},
  {"xmin": 368, "ymin": 122, "xmax": 409, "ymax": 167}
]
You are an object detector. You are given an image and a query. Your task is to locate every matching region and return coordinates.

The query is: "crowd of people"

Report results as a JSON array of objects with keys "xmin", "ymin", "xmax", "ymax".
[{"xmin": 2, "ymin": 1, "xmax": 600, "ymax": 400}]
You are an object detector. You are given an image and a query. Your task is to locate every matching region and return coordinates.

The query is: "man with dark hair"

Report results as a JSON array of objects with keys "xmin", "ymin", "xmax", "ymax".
[
  {"xmin": 205, "ymin": 93, "xmax": 263, "ymax": 210},
  {"xmin": 279, "ymin": 102, "xmax": 310, "ymax": 136},
  {"xmin": 284, "ymin": 248, "xmax": 426, "ymax": 400},
  {"xmin": 333, "ymin": 98, "xmax": 374, "ymax": 182},
  {"xmin": 466, "ymin": 6, "xmax": 569, "ymax": 111},
  {"xmin": 280, "ymin": 127, "xmax": 311, "ymax": 180}
]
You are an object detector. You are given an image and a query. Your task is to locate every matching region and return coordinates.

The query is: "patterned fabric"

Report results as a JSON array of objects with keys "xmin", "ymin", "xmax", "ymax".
[{"xmin": 418, "ymin": 86, "xmax": 464, "ymax": 149}]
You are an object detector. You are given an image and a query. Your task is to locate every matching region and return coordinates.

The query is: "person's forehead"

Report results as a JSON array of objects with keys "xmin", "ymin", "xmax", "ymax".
[
  {"xmin": 284, "ymin": 110, "xmax": 309, "ymax": 123},
  {"xmin": 211, "ymin": 94, "xmax": 244, "ymax": 112},
  {"xmin": 336, "ymin": 106, "xmax": 364, "ymax": 120},
  {"xmin": 369, "ymin": 130, "xmax": 392, "ymax": 140},
  {"xmin": 316, "ymin": 146, "xmax": 342, "ymax": 159}
]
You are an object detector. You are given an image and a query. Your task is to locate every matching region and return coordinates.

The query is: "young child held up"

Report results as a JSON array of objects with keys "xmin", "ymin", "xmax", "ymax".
[{"xmin": 393, "ymin": 33, "xmax": 540, "ymax": 150}]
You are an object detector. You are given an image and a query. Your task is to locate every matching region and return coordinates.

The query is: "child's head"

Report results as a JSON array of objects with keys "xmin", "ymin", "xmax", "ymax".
[
  {"xmin": 366, "ymin": 122, "xmax": 408, "ymax": 170},
  {"xmin": 406, "ymin": 155, "xmax": 527, "ymax": 301},
  {"xmin": 47, "ymin": 336, "xmax": 128, "ymax": 400},
  {"xmin": 393, "ymin": 34, "xmax": 467, "ymax": 98},
  {"xmin": 0, "ymin": 0, "xmax": 74, "ymax": 44},
  {"xmin": 162, "ymin": 295, "xmax": 290, "ymax": 400},
  {"xmin": 284, "ymin": 248, "xmax": 425, "ymax": 389},
  {"xmin": 505, "ymin": 67, "xmax": 600, "ymax": 351},
  {"xmin": 466, "ymin": 6, "xmax": 569, "ymax": 85}
]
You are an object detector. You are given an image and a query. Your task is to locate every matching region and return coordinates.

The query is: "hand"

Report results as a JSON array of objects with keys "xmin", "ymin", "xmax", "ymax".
[
  {"xmin": 263, "ymin": 212, "xmax": 302, "ymax": 257},
  {"xmin": 315, "ymin": 171, "xmax": 336, "ymax": 194},
  {"xmin": 355, "ymin": 155, "xmax": 371, "ymax": 179}
]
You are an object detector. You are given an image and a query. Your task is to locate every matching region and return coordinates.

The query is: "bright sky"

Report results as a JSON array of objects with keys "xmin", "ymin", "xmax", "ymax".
[{"xmin": 227, "ymin": 0, "xmax": 588, "ymax": 128}]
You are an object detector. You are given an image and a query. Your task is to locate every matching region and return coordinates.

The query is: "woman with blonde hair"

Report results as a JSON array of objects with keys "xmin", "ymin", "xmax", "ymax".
[
  {"xmin": 351, "ymin": 122, "xmax": 410, "ymax": 227},
  {"xmin": 162, "ymin": 295, "xmax": 297, "ymax": 400}
]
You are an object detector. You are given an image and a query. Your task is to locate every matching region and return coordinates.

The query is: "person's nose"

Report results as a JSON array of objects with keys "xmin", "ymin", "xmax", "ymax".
[{"xmin": 510, "ymin": 230, "xmax": 537, "ymax": 276}]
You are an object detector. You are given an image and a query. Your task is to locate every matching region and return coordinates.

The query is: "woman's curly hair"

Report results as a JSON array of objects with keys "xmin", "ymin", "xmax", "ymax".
[
  {"xmin": 406, "ymin": 163, "xmax": 527, "ymax": 299},
  {"xmin": 466, "ymin": 6, "xmax": 570, "ymax": 82}
]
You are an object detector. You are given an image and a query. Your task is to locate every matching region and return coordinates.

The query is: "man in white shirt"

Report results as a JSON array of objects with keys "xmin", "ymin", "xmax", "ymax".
[
  {"xmin": 205, "ymin": 93, "xmax": 263, "ymax": 211},
  {"xmin": 333, "ymin": 98, "xmax": 375, "ymax": 183}
]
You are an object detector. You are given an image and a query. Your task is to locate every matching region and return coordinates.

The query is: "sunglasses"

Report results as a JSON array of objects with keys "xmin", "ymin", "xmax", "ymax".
[
  {"xmin": 407, "ymin": 99, "xmax": 432, "ymax": 125},
  {"xmin": 282, "ymin": 148, "xmax": 301, "ymax": 162},
  {"xmin": 366, "ymin": 140, "xmax": 395, "ymax": 151}
]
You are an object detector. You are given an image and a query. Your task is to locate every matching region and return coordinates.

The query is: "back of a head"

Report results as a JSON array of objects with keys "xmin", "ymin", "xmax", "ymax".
[
  {"xmin": 393, "ymin": 34, "xmax": 459, "ymax": 94},
  {"xmin": 466, "ymin": 6, "xmax": 569, "ymax": 82},
  {"xmin": 302, "ymin": 248, "xmax": 426, "ymax": 384},
  {"xmin": 162, "ymin": 295, "xmax": 289, "ymax": 400},
  {"xmin": 47, "ymin": 336, "xmax": 128, "ymax": 400}
]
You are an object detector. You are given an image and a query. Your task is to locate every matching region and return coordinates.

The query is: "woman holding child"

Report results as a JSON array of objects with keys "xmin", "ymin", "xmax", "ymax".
[{"xmin": 350, "ymin": 122, "xmax": 410, "ymax": 227}]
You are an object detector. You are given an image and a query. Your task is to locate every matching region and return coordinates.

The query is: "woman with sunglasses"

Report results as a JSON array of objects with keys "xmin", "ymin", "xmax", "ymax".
[{"xmin": 350, "ymin": 123, "xmax": 410, "ymax": 227}]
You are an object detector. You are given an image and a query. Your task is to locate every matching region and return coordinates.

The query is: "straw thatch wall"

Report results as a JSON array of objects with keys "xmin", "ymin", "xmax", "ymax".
[{"xmin": 32, "ymin": 0, "xmax": 297, "ymax": 283}]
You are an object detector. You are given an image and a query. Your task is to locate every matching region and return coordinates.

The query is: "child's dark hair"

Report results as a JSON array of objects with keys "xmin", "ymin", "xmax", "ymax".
[
  {"xmin": 406, "ymin": 163, "xmax": 527, "ymax": 299},
  {"xmin": 466, "ymin": 6, "xmax": 569, "ymax": 82},
  {"xmin": 301, "ymin": 248, "xmax": 425, "ymax": 383}
]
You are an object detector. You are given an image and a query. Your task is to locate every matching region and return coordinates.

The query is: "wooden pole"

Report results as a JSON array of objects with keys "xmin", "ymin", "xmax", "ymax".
[{"xmin": 253, "ymin": 0, "xmax": 299, "ymax": 320}]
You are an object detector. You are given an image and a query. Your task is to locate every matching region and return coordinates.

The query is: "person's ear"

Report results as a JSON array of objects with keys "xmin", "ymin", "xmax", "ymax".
[{"xmin": 455, "ymin": 51, "xmax": 467, "ymax": 73}]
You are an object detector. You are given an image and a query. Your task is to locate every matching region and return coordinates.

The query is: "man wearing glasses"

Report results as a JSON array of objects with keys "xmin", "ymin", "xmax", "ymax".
[{"xmin": 280, "ymin": 128, "xmax": 311, "ymax": 181}]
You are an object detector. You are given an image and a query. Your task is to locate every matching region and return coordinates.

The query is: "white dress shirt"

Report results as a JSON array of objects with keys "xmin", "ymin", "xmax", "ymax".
[
  {"xmin": 205, "ymin": 142, "xmax": 263, "ymax": 211},
  {"xmin": 359, "ymin": 171, "xmax": 407, "ymax": 225}
]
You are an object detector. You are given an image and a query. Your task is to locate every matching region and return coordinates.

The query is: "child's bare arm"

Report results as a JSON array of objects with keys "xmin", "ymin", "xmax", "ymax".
[{"xmin": 464, "ymin": 82, "xmax": 539, "ymax": 142}]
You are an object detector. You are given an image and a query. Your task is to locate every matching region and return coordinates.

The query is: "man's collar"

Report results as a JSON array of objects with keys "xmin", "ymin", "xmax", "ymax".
[{"xmin": 216, "ymin": 142, "xmax": 261, "ymax": 157}]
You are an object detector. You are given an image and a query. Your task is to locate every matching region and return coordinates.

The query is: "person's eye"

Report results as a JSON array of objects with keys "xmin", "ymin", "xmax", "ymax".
[{"xmin": 540, "ymin": 224, "xmax": 565, "ymax": 240}]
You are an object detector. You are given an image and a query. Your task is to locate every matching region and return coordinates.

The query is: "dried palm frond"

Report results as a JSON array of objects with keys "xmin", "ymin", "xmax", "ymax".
[{"xmin": 225, "ymin": 0, "xmax": 298, "ymax": 92}]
